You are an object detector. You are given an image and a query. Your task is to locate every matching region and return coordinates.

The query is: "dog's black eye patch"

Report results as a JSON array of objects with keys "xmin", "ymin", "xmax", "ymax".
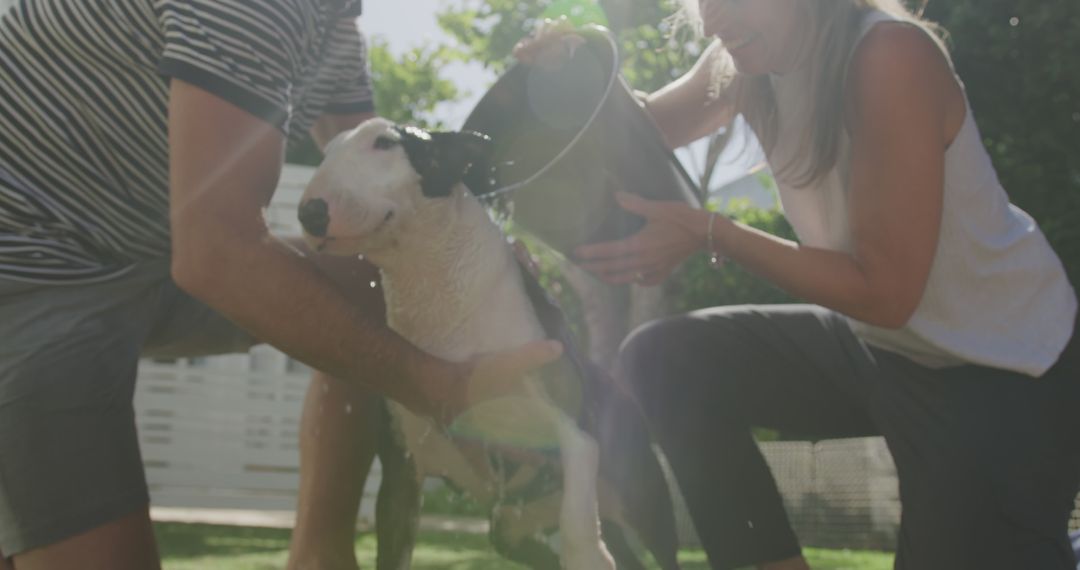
[{"xmin": 374, "ymin": 134, "xmax": 400, "ymax": 150}]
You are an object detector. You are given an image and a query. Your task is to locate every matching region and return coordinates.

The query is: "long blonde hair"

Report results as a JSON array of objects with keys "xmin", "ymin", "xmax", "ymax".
[{"xmin": 674, "ymin": 0, "xmax": 946, "ymax": 187}]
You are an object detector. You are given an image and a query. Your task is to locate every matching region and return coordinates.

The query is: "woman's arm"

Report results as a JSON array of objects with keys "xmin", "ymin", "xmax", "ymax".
[
  {"xmin": 644, "ymin": 40, "xmax": 738, "ymax": 149},
  {"xmin": 718, "ymin": 24, "xmax": 960, "ymax": 328},
  {"xmin": 578, "ymin": 25, "xmax": 963, "ymax": 329}
]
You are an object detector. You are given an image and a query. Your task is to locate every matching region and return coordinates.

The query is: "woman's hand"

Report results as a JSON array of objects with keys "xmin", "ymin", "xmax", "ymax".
[
  {"xmin": 512, "ymin": 17, "xmax": 586, "ymax": 69},
  {"xmin": 574, "ymin": 192, "xmax": 716, "ymax": 286}
]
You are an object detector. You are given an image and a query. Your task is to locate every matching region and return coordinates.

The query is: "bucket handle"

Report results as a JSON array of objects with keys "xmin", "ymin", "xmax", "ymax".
[{"xmin": 479, "ymin": 29, "xmax": 621, "ymax": 202}]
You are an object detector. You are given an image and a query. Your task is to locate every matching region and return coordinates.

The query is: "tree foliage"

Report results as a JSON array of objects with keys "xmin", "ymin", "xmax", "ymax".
[
  {"xmin": 367, "ymin": 39, "xmax": 463, "ymax": 128},
  {"xmin": 925, "ymin": 0, "xmax": 1080, "ymax": 284},
  {"xmin": 437, "ymin": 0, "xmax": 699, "ymax": 91}
]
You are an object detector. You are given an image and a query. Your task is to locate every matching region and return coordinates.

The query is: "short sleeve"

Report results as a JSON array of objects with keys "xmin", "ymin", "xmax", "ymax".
[
  {"xmin": 156, "ymin": 0, "xmax": 316, "ymax": 132},
  {"xmin": 322, "ymin": 18, "xmax": 375, "ymax": 115},
  {"xmin": 338, "ymin": 0, "xmax": 363, "ymax": 18}
]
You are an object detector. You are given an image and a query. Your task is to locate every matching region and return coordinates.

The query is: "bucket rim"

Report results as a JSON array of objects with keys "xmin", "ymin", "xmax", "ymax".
[{"xmin": 462, "ymin": 26, "xmax": 620, "ymax": 200}]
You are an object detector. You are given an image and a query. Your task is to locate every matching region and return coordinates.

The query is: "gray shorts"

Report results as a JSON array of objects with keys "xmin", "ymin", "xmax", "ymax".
[{"xmin": 0, "ymin": 260, "xmax": 258, "ymax": 555}]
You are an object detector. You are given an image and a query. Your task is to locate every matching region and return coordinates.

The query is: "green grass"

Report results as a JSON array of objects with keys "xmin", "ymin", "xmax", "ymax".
[{"xmin": 155, "ymin": 522, "xmax": 894, "ymax": 569}]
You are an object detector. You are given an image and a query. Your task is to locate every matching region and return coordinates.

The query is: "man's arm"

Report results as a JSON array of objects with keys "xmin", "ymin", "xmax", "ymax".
[{"xmin": 168, "ymin": 79, "xmax": 454, "ymax": 416}]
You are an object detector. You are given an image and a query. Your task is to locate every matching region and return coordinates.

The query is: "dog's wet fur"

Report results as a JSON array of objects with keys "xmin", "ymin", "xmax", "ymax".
[{"xmin": 299, "ymin": 118, "xmax": 680, "ymax": 570}]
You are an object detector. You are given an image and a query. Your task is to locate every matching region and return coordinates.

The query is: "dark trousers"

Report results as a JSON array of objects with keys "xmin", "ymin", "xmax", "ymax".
[{"xmin": 616, "ymin": 304, "xmax": 1080, "ymax": 570}]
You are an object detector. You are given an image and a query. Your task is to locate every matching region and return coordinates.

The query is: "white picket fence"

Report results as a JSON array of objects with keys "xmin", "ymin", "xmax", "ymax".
[
  {"xmin": 135, "ymin": 164, "xmax": 380, "ymax": 525},
  {"xmin": 135, "ymin": 349, "xmax": 382, "ymax": 525},
  {"xmin": 660, "ymin": 438, "xmax": 902, "ymax": 550}
]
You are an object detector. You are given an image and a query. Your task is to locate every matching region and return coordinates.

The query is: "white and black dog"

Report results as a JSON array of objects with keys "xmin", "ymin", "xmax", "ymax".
[{"xmin": 298, "ymin": 118, "xmax": 680, "ymax": 570}]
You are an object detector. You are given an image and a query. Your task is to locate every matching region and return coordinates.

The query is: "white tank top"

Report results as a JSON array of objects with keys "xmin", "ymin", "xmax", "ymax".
[{"xmin": 768, "ymin": 10, "xmax": 1077, "ymax": 376}]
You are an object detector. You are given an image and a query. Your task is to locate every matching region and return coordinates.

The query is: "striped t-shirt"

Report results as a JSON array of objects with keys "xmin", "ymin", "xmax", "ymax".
[{"xmin": 0, "ymin": 0, "xmax": 373, "ymax": 283}]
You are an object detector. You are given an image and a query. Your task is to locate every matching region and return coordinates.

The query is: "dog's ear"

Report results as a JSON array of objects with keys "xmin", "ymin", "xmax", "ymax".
[
  {"xmin": 395, "ymin": 126, "xmax": 494, "ymax": 198},
  {"xmin": 455, "ymin": 131, "xmax": 497, "ymax": 196}
]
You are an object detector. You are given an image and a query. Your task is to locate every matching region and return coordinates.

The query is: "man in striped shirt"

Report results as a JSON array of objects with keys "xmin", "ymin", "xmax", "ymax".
[{"xmin": 0, "ymin": 1, "xmax": 560, "ymax": 568}]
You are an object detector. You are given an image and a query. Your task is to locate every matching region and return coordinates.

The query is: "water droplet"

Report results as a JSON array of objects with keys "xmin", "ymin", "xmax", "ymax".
[
  {"xmin": 357, "ymin": 254, "xmax": 365, "ymax": 261},
  {"xmin": 345, "ymin": 404, "xmax": 352, "ymax": 414},
  {"xmin": 747, "ymin": 520, "xmax": 755, "ymax": 529},
  {"xmin": 369, "ymin": 281, "xmax": 377, "ymax": 288},
  {"xmin": 1009, "ymin": 16, "xmax": 1019, "ymax": 26}
]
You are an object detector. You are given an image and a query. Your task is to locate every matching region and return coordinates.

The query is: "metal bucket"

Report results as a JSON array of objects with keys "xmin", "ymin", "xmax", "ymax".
[{"xmin": 462, "ymin": 26, "xmax": 701, "ymax": 256}]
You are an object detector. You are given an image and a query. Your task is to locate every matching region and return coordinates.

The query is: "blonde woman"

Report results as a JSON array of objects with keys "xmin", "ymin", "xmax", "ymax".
[{"xmin": 523, "ymin": 1, "xmax": 1080, "ymax": 568}]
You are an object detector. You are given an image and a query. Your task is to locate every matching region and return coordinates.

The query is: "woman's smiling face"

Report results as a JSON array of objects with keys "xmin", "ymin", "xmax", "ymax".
[{"xmin": 699, "ymin": 0, "xmax": 810, "ymax": 75}]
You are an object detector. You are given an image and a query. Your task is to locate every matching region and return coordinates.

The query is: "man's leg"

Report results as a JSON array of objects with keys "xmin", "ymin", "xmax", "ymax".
[
  {"xmin": 0, "ymin": 268, "xmax": 171, "ymax": 569},
  {"xmin": 288, "ymin": 373, "xmax": 380, "ymax": 570},
  {"xmin": 142, "ymin": 242, "xmax": 386, "ymax": 569},
  {"xmin": 145, "ymin": 241, "xmax": 386, "ymax": 570},
  {"xmin": 11, "ymin": 509, "xmax": 159, "ymax": 570},
  {"xmin": 140, "ymin": 240, "xmax": 387, "ymax": 569},
  {"xmin": 282, "ymin": 244, "xmax": 387, "ymax": 570}
]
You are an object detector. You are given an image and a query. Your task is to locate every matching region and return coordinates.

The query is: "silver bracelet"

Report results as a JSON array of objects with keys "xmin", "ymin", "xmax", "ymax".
[{"xmin": 706, "ymin": 211, "xmax": 725, "ymax": 269}]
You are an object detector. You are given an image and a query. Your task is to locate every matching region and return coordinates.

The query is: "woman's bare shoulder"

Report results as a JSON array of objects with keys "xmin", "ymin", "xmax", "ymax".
[
  {"xmin": 853, "ymin": 22, "xmax": 951, "ymax": 78},
  {"xmin": 847, "ymin": 22, "xmax": 964, "ymax": 144}
]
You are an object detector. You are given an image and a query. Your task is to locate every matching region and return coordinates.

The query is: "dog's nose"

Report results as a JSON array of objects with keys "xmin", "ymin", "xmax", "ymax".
[{"xmin": 298, "ymin": 198, "xmax": 330, "ymax": 237}]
